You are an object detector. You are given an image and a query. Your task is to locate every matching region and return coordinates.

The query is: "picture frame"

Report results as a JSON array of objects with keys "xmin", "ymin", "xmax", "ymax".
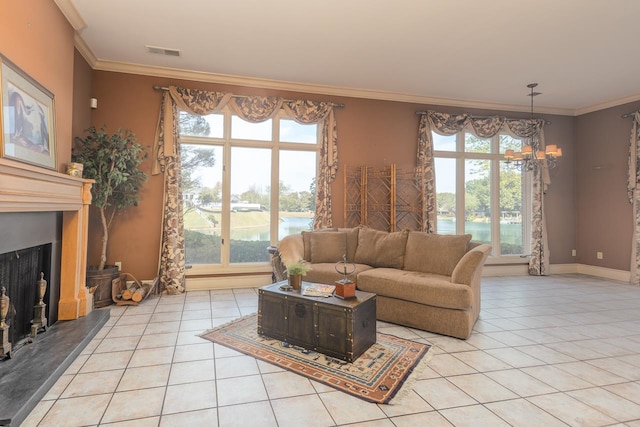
[{"xmin": 0, "ymin": 54, "xmax": 56, "ymax": 170}]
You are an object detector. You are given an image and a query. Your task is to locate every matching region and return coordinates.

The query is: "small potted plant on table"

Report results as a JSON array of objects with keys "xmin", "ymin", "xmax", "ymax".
[{"xmin": 286, "ymin": 260, "xmax": 312, "ymax": 291}]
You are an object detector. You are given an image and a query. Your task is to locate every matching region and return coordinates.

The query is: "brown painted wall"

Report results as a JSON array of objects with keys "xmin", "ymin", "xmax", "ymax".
[
  {"xmin": 91, "ymin": 72, "xmax": 579, "ymax": 277},
  {"xmin": 0, "ymin": 0, "xmax": 75, "ymax": 172},
  {"xmin": 575, "ymin": 101, "xmax": 640, "ymax": 270},
  {"xmin": 4, "ymin": 1, "xmax": 633, "ymax": 276},
  {"xmin": 72, "ymin": 50, "xmax": 93, "ymax": 141}
]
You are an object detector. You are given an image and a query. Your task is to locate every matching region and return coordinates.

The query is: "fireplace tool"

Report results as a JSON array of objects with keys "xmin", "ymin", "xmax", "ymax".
[
  {"xmin": 31, "ymin": 272, "xmax": 48, "ymax": 338},
  {"xmin": 0, "ymin": 286, "xmax": 12, "ymax": 359}
]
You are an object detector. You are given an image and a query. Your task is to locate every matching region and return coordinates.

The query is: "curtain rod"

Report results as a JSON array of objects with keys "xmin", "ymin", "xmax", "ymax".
[
  {"xmin": 621, "ymin": 111, "xmax": 637, "ymax": 118},
  {"xmin": 415, "ymin": 110, "xmax": 552, "ymax": 125},
  {"xmin": 152, "ymin": 85, "xmax": 345, "ymax": 108}
]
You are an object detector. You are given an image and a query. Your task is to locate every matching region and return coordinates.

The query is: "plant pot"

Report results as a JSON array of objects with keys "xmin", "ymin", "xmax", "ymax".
[
  {"xmin": 289, "ymin": 274, "xmax": 302, "ymax": 291},
  {"xmin": 87, "ymin": 265, "xmax": 119, "ymax": 308}
]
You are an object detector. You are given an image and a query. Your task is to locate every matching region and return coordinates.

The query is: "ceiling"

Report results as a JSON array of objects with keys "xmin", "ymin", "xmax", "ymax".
[{"xmin": 57, "ymin": 0, "xmax": 640, "ymax": 116}]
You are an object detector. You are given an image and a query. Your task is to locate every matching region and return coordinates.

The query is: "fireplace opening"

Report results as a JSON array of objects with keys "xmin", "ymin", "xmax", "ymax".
[
  {"xmin": 0, "ymin": 244, "xmax": 56, "ymax": 351},
  {"xmin": 0, "ymin": 211, "xmax": 62, "ymax": 358}
]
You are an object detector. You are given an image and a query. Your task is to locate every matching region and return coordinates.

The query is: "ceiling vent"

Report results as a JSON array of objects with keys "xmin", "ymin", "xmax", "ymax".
[{"xmin": 145, "ymin": 45, "xmax": 181, "ymax": 57}]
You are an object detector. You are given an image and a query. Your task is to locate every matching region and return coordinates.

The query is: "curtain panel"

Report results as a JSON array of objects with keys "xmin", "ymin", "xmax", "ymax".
[
  {"xmin": 153, "ymin": 86, "xmax": 339, "ymax": 292},
  {"xmin": 152, "ymin": 88, "xmax": 231, "ymax": 294},
  {"xmin": 628, "ymin": 112, "xmax": 640, "ymax": 285},
  {"xmin": 417, "ymin": 110, "xmax": 550, "ymax": 275}
]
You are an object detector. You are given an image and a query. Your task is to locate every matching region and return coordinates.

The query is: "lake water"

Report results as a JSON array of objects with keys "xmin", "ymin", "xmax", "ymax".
[
  {"xmin": 230, "ymin": 216, "xmax": 313, "ymax": 241},
  {"xmin": 437, "ymin": 218, "xmax": 523, "ymax": 245},
  {"xmin": 229, "ymin": 216, "xmax": 523, "ymax": 251}
]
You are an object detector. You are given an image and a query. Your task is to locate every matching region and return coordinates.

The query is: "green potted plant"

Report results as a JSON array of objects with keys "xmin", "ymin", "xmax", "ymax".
[
  {"xmin": 286, "ymin": 259, "xmax": 311, "ymax": 291},
  {"xmin": 72, "ymin": 126, "xmax": 148, "ymax": 307}
]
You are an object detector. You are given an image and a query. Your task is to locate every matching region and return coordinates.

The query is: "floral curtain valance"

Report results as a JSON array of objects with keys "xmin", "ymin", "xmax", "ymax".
[
  {"xmin": 153, "ymin": 87, "xmax": 338, "ymax": 181},
  {"xmin": 417, "ymin": 110, "xmax": 550, "ymax": 276}
]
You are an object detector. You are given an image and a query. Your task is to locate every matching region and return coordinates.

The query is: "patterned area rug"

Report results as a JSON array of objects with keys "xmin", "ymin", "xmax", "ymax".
[{"xmin": 199, "ymin": 314, "xmax": 432, "ymax": 404}]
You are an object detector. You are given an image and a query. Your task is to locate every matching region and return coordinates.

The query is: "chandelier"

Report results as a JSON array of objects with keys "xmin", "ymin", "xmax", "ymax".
[{"xmin": 504, "ymin": 83, "xmax": 562, "ymax": 170}]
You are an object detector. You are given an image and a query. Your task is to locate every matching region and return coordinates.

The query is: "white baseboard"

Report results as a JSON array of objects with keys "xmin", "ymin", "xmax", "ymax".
[
  {"xmin": 575, "ymin": 264, "xmax": 631, "ymax": 283},
  {"xmin": 183, "ymin": 263, "xmax": 633, "ymax": 291},
  {"xmin": 186, "ymin": 274, "xmax": 272, "ymax": 291},
  {"xmin": 483, "ymin": 264, "xmax": 530, "ymax": 276},
  {"xmin": 548, "ymin": 263, "xmax": 579, "ymax": 274},
  {"xmin": 483, "ymin": 262, "xmax": 632, "ymax": 283}
]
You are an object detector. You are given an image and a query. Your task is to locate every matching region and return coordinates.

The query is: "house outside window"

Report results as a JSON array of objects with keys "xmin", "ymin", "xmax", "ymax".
[
  {"xmin": 180, "ymin": 109, "xmax": 319, "ymax": 273},
  {"xmin": 433, "ymin": 131, "xmax": 531, "ymax": 262}
]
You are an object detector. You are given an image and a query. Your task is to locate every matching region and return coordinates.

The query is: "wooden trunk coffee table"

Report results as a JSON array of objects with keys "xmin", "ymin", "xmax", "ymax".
[{"xmin": 257, "ymin": 281, "xmax": 376, "ymax": 362}]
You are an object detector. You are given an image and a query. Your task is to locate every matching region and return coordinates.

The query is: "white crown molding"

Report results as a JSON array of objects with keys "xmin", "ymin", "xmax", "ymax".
[
  {"xmin": 54, "ymin": 0, "xmax": 87, "ymax": 31},
  {"xmin": 574, "ymin": 93, "xmax": 640, "ymax": 116},
  {"xmin": 74, "ymin": 33, "xmax": 97, "ymax": 67},
  {"xmin": 93, "ymin": 59, "xmax": 576, "ymax": 116}
]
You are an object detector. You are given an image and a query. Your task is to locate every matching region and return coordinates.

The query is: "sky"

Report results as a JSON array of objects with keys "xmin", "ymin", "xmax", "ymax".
[{"xmin": 190, "ymin": 114, "xmax": 317, "ymax": 194}]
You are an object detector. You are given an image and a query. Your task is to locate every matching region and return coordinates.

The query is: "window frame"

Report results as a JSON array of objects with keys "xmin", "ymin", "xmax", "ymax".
[
  {"xmin": 433, "ymin": 130, "xmax": 532, "ymax": 264},
  {"xmin": 180, "ymin": 108, "xmax": 320, "ymax": 275}
]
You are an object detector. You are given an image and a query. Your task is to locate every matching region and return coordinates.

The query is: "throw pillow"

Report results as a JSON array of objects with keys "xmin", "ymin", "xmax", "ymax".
[
  {"xmin": 337, "ymin": 227, "xmax": 360, "ymax": 262},
  {"xmin": 302, "ymin": 228, "xmax": 337, "ymax": 261},
  {"xmin": 309, "ymin": 232, "xmax": 347, "ymax": 263},
  {"xmin": 354, "ymin": 227, "xmax": 409, "ymax": 269},
  {"xmin": 403, "ymin": 232, "xmax": 472, "ymax": 276}
]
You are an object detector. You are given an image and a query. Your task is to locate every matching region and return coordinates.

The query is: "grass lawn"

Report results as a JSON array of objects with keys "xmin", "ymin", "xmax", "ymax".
[
  {"xmin": 184, "ymin": 210, "xmax": 213, "ymax": 229},
  {"xmin": 230, "ymin": 211, "xmax": 269, "ymax": 228},
  {"xmin": 185, "ymin": 209, "xmax": 313, "ymax": 231}
]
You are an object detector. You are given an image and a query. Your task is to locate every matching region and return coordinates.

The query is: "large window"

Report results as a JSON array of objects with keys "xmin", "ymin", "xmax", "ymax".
[
  {"xmin": 433, "ymin": 131, "xmax": 530, "ymax": 261},
  {"xmin": 180, "ymin": 110, "xmax": 318, "ymax": 273}
]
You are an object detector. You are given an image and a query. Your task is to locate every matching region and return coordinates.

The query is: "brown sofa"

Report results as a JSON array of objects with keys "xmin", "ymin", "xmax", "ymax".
[{"xmin": 269, "ymin": 226, "xmax": 491, "ymax": 339}]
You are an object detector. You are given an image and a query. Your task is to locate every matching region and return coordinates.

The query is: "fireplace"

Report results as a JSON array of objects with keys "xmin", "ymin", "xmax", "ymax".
[
  {"xmin": 0, "ymin": 159, "xmax": 108, "ymax": 426},
  {"xmin": 0, "ymin": 158, "xmax": 94, "ymax": 321}
]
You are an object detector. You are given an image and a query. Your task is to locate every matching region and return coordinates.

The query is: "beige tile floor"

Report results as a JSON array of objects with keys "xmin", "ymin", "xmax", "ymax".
[{"xmin": 22, "ymin": 274, "xmax": 640, "ymax": 426}]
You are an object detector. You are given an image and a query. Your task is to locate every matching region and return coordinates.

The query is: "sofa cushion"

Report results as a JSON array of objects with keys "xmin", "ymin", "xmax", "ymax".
[
  {"xmin": 302, "ymin": 228, "xmax": 337, "ymax": 261},
  {"xmin": 354, "ymin": 227, "xmax": 409, "ymax": 269},
  {"xmin": 357, "ymin": 268, "xmax": 473, "ymax": 310},
  {"xmin": 403, "ymin": 232, "xmax": 472, "ymax": 276},
  {"xmin": 337, "ymin": 227, "xmax": 359, "ymax": 262},
  {"xmin": 309, "ymin": 232, "xmax": 347, "ymax": 263}
]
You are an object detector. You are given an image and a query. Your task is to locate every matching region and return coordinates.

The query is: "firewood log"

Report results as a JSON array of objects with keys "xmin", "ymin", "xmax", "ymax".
[
  {"xmin": 131, "ymin": 282, "xmax": 152, "ymax": 303},
  {"xmin": 122, "ymin": 281, "xmax": 142, "ymax": 300}
]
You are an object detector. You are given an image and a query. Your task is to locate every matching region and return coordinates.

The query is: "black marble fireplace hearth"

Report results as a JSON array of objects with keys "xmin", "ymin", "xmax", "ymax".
[{"xmin": 0, "ymin": 309, "xmax": 109, "ymax": 426}]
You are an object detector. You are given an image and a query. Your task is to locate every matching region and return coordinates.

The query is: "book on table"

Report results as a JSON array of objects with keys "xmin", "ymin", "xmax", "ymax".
[{"xmin": 302, "ymin": 283, "xmax": 335, "ymax": 297}]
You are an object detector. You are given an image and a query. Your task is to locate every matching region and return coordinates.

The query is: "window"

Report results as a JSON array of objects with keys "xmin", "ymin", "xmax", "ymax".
[
  {"xmin": 180, "ymin": 109, "xmax": 318, "ymax": 273},
  {"xmin": 433, "ymin": 131, "xmax": 530, "ymax": 261}
]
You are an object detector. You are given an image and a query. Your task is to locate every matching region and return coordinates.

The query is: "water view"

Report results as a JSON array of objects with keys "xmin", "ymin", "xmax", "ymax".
[
  {"xmin": 437, "ymin": 218, "xmax": 524, "ymax": 254},
  {"xmin": 224, "ymin": 215, "xmax": 313, "ymax": 241},
  {"xmin": 226, "ymin": 216, "xmax": 523, "ymax": 248}
]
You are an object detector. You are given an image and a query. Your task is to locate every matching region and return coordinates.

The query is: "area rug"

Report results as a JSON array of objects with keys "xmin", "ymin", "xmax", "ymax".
[{"xmin": 199, "ymin": 314, "xmax": 432, "ymax": 404}]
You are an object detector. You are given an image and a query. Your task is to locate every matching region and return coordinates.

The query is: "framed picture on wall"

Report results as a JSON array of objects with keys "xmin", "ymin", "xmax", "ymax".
[{"xmin": 0, "ymin": 54, "xmax": 56, "ymax": 170}]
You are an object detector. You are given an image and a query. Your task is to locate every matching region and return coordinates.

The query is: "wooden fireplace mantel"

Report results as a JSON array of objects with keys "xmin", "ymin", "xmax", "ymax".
[{"xmin": 0, "ymin": 159, "xmax": 94, "ymax": 320}]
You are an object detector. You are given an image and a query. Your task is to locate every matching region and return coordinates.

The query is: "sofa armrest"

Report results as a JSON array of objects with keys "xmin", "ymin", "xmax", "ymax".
[
  {"xmin": 268, "ymin": 234, "xmax": 305, "ymax": 282},
  {"xmin": 278, "ymin": 234, "xmax": 305, "ymax": 266},
  {"xmin": 267, "ymin": 245, "xmax": 286, "ymax": 283},
  {"xmin": 451, "ymin": 244, "xmax": 491, "ymax": 286}
]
